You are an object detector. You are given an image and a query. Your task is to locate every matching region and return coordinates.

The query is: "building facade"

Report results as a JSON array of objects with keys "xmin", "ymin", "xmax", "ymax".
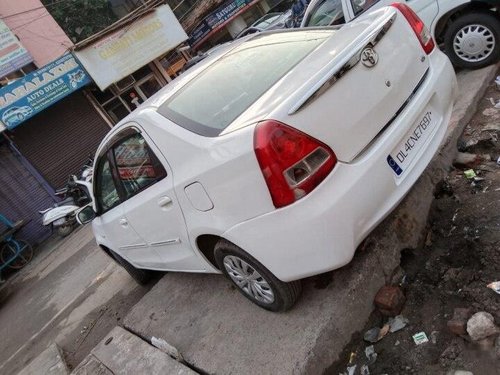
[{"xmin": 0, "ymin": 1, "xmax": 110, "ymax": 245}]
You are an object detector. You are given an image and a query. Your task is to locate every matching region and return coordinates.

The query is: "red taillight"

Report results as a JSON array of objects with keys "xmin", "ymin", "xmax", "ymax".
[
  {"xmin": 391, "ymin": 3, "xmax": 435, "ymax": 54},
  {"xmin": 254, "ymin": 120, "xmax": 337, "ymax": 208}
]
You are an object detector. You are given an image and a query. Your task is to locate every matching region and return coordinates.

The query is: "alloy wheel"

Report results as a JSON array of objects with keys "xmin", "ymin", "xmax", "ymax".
[
  {"xmin": 453, "ymin": 24, "xmax": 495, "ymax": 63},
  {"xmin": 223, "ymin": 255, "xmax": 275, "ymax": 304}
]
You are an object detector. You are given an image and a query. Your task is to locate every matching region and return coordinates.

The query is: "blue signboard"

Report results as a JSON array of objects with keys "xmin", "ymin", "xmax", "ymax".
[
  {"xmin": 189, "ymin": 0, "xmax": 256, "ymax": 47},
  {"xmin": 0, "ymin": 53, "xmax": 91, "ymax": 130}
]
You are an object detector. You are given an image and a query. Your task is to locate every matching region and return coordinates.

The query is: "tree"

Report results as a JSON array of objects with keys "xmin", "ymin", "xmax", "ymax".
[{"xmin": 42, "ymin": 0, "xmax": 118, "ymax": 42}]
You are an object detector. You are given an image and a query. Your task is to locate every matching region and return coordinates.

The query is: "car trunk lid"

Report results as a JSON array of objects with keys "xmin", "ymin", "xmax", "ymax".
[{"xmin": 226, "ymin": 7, "xmax": 430, "ymax": 162}]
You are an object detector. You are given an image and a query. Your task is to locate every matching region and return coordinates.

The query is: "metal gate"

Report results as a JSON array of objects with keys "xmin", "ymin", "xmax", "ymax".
[
  {"xmin": 9, "ymin": 91, "xmax": 111, "ymax": 190},
  {"xmin": 0, "ymin": 139, "xmax": 55, "ymax": 246}
]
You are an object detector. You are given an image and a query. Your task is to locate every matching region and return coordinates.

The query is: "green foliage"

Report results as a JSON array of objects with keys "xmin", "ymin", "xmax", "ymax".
[{"xmin": 42, "ymin": 0, "xmax": 118, "ymax": 42}]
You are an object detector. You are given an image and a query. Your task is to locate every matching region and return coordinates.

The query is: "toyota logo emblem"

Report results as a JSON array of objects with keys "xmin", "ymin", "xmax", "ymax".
[{"xmin": 361, "ymin": 47, "xmax": 379, "ymax": 68}]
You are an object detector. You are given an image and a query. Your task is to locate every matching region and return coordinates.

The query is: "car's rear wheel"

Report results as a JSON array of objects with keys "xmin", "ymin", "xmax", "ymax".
[
  {"xmin": 214, "ymin": 239, "xmax": 302, "ymax": 312},
  {"xmin": 110, "ymin": 250, "xmax": 155, "ymax": 285},
  {"xmin": 444, "ymin": 12, "xmax": 500, "ymax": 69}
]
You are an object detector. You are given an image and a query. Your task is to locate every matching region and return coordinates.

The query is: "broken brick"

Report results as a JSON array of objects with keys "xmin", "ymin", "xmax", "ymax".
[
  {"xmin": 374, "ymin": 286, "xmax": 406, "ymax": 316},
  {"xmin": 447, "ymin": 308, "xmax": 473, "ymax": 336}
]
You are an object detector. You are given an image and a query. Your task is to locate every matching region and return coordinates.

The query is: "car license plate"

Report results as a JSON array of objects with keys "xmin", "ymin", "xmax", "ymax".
[{"xmin": 387, "ymin": 109, "xmax": 435, "ymax": 177}]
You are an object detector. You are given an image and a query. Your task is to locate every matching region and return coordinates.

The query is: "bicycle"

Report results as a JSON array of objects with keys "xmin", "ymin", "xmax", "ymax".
[{"xmin": 0, "ymin": 220, "xmax": 33, "ymax": 281}]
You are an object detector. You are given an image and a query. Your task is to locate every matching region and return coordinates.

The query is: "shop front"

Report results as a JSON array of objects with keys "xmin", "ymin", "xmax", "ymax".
[
  {"xmin": 74, "ymin": 4, "xmax": 189, "ymax": 124},
  {"xmin": 188, "ymin": 0, "xmax": 290, "ymax": 51},
  {"xmin": 0, "ymin": 53, "xmax": 110, "ymax": 244}
]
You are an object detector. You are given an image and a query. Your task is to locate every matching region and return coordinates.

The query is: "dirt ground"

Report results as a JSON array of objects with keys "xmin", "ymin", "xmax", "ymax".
[{"xmin": 329, "ymin": 75, "xmax": 500, "ymax": 375}]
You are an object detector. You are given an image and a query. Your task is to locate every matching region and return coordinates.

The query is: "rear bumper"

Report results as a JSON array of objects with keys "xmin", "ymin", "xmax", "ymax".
[{"xmin": 222, "ymin": 50, "xmax": 457, "ymax": 282}]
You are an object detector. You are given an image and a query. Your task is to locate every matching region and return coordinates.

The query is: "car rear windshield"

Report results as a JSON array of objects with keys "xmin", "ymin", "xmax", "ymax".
[{"xmin": 158, "ymin": 31, "xmax": 331, "ymax": 137}]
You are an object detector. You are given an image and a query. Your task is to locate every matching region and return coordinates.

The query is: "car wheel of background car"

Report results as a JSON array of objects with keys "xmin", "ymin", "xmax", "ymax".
[
  {"xmin": 444, "ymin": 12, "xmax": 500, "ymax": 69},
  {"xmin": 214, "ymin": 239, "xmax": 302, "ymax": 312},
  {"xmin": 56, "ymin": 223, "xmax": 73, "ymax": 237},
  {"xmin": 110, "ymin": 250, "xmax": 155, "ymax": 285}
]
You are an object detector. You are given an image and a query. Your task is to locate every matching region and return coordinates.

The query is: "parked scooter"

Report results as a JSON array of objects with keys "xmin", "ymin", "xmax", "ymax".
[{"xmin": 39, "ymin": 173, "xmax": 92, "ymax": 237}]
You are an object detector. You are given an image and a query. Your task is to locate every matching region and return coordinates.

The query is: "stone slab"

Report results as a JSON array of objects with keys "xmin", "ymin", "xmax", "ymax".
[
  {"xmin": 18, "ymin": 343, "xmax": 69, "ymax": 375},
  {"xmin": 71, "ymin": 326, "xmax": 196, "ymax": 374}
]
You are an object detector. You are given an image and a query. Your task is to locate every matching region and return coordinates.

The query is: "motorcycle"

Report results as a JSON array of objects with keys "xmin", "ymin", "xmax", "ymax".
[{"xmin": 39, "ymin": 170, "xmax": 93, "ymax": 237}]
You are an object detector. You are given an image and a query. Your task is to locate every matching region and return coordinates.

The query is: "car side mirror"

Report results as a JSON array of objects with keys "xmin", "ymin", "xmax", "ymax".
[{"xmin": 76, "ymin": 204, "xmax": 96, "ymax": 225}]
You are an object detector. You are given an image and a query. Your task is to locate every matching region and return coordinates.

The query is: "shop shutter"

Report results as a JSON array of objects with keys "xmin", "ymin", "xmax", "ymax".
[
  {"xmin": 0, "ymin": 141, "xmax": 54, "ymax": 246},
  {"xmin": 9, "ymin": 91, "xmax": 110, "ymax": 189}
]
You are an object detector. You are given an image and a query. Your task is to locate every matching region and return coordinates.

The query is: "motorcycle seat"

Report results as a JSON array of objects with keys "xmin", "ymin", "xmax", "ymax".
[{"xmin": 57, "ymin": 197, "xmax": 75, "ymax": 206}]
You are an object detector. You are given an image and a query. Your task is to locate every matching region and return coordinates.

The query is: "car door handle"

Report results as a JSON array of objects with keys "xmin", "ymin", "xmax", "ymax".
[
  {"xmin": 119, "ymin": 218, "xmax": 128, "ymax": 227},
  {"xmin": 158, "ymin": 196, "xmax": 172, "ymax": 207}
]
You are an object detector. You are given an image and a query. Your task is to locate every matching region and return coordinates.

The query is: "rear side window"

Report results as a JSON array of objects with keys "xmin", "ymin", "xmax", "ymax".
[
  {"xmin": 95, "ymin": 158, "xmax": 120, "ymax": 213},
  {"xmin": 304, "ymin": 0, "xmax": 345, "ymax": 27},
  {"xmin": 112, "ymin": 133, "xmax": 167, "ymax": 199},
  {"xmin": 158, "ymin": 31, "xmax": 330, "ymax": 137}
]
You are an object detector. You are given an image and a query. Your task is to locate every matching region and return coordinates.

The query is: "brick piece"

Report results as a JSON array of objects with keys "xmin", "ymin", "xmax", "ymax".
[
  {"xmin": 374, "ymin": 286, "xmax": 406, "ymax": 316},
  {"xmin": 447, "ymin": 308, "xmax": 473, "ymax": 336}
]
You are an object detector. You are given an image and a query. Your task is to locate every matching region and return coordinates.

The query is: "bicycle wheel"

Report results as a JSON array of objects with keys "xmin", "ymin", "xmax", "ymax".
[{"xmin": 0, "ymin": 240, "xmax": 33, "ymax": 270}]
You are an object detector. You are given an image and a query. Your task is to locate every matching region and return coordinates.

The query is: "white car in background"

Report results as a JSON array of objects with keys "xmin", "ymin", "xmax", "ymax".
[
  {"xmin": 79, "ymin": 5, "xmax": 457, "ymax": 312},
  {"xmin": 302, "ymin": 0, "xmax": 500, "ymax": 69}
]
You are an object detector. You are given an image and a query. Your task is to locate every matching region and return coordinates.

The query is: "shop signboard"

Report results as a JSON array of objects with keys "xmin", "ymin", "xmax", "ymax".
[
  {"xmin": 205, "ymin": 0, "xmax": 254, "ymax": 28},
  {"xmin": 74, "ymin": 5, "xmax": 188, "ymax": 90},
  {"xmin": 0, "ymin": 20, "xmax": 34, "ymax": 78},
  {"xmin": 189, "ymin": 0, "xmax": 258, "ymax": 47},
  {"xmin": 189, "ymin": 21, "xmax": 211, "ymax": 46},
  {"xmin": 0, "ymin": 53, "xmax": 91, "ymax": 130}
]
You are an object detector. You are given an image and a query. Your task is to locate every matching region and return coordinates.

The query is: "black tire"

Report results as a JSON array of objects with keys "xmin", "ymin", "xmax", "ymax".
[
  {"xmin": 214, "ymin": 239, "xmax": 302, "ymax": 312},
  {"xmin": 110, "ymin": 250, "xmax": 154, "ymax": 285},
  {"xmin": 56, "ymin": 223, "xmax": 73, "ymax": 237},
  {"xmin": 0, "ymin": 240, "xmax": 33, "ymax": 270},
  {"xmin": 444, "ymin": 11, "xmax": 500, "ymax": 69}
]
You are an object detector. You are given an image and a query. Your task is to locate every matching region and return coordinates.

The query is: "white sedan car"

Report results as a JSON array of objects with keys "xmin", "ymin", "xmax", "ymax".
[
  {"xmin": 301, "ymin": 0, "xmax": 500, "ymax": 70},
  {"xmin": 79, "ymin": 4, "xmax": 457, "ymax": 311}
]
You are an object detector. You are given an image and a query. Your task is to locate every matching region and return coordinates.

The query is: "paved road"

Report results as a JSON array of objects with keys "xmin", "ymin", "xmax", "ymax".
[{"xmin": 0, "ymin": 225, "xmax": 154, "ymax": 374}]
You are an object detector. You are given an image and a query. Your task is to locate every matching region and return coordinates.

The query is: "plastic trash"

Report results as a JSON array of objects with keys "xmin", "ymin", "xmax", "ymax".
[
  {"xmin": 348, "ymin": 351, "xmax": 356, "ymax": 364},
  {"xmin": 496, "ymin": 75, "xmax": 500, "ymax": 90},
  {"xmin": 360, "ymin": 365, "xmax": 370, "ymax": 375},
  {"xmin": 365, "ymin": 345, "xmax": 377, "ymax": 364},
  {"xmin": 487, "ymin": 281, "xmax": 500, "ymax": 294},
  {"xmin": 412, "ymin": 331, "xmax": 429, "ymax": 345},
  {"xmin": 464, "ymin": 169, "xmax": 476, "ymax": 179},
  {"xmin": 151, "ymin": 336, "xmax": 184, "ymax": 362},
  {"xmin": 388, "ymin": 315, "xmax": 409, "ymax": 333},
  {"xmin": 346, "ymin": 365, "xmax": 357, "ymax": 375},
  {"xmin": 364, "ymin": 328, "xmax": 380, "ymax": 343}
]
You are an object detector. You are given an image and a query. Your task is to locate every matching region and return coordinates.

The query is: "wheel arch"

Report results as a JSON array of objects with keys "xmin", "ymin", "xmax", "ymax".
[
  {"xmin": 98, "ymin": 244, "xmax": 115, "ymax": 260},
  {"xmin": 434, "ymin": 1, "xmax": 499, "ymax": 43},
  {"xmin": 196, "ymin": 234, "xmax": 222, "ymax": 270}
]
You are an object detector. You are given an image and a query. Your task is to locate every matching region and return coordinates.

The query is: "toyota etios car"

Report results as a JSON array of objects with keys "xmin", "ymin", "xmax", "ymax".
[{"xmin": 78, "ymin": 5, "xmax": 457, "ymax": 312}]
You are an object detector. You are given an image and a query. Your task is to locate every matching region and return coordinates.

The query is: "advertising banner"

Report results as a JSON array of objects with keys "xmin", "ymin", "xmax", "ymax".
[
  {"xmin": 0, "ymin": 20, "xmax": 33, "ymax": 78},
  {"xmin": 189, "ymin": 0, "xmax": 258, "ymax": 47},
  {"xmin": 74, "ymin": 5, "xmax": 188, "ymax": 90},
  {"xmin": 0, "ymin": 53, "xmax": 91, "ymax": 130}
]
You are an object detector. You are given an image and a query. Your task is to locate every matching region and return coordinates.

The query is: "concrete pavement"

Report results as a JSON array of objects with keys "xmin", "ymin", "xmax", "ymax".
[
  {"xmin": 0, "ymin": 226, "xmax": 154, "ymax": 374},
  {"xmin": 18, "ymin": 344, "xmax": 69, "ymax": 375},
  {"xmin": 120, "ymin": 64, "xmax": 500, "ymax": 374}
]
